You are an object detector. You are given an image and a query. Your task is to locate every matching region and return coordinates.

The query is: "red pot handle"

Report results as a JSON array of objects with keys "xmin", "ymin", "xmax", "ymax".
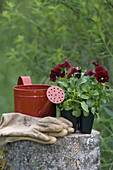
[{"xmin": 17, "ymin": 76, "xmax": 32, "ymax": 85}]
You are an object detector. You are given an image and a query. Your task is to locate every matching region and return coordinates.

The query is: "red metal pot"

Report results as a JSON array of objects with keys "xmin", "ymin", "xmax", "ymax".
[{"xmin": 13, "ymin": 76, "xmax": 56, "ymax": 117}]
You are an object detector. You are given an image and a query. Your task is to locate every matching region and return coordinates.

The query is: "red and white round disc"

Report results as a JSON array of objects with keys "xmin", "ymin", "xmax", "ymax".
[{"xmin": 47, "ymin": 86, "xmax": 65, "ymax": 104}]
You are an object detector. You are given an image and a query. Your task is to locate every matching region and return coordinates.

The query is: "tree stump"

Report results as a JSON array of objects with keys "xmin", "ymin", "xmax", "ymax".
[{"xmin": 0, "ymin": 130, "xmax": 101, "ymax": 170}]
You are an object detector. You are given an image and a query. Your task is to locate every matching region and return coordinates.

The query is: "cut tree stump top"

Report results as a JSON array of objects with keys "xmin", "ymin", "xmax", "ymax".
[{"xmin": 0, "ymin": 129, "xmax": 101, "ymax": 170}]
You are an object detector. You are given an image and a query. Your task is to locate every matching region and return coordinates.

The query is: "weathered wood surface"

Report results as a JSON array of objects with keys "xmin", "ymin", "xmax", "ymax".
[{"xmin": 0, "ymin": 130, "xmax": 101, "ymax": 170}]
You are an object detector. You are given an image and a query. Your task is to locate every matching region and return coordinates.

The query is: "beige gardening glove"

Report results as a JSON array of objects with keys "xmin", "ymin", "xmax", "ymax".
[
  {"xmin": 0, "ymin": 136, "xmax": 56, "ymax": 146},
  {"xmin": 44, "ymin": 117, "xmax": 74, "ymax": 137},
  {"xmin": 0, "ymin": 113, "xmax": 74, "ymax": 145}
]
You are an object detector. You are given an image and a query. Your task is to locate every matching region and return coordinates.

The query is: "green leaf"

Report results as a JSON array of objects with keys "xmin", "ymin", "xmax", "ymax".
[
  {"xmin": 81, "ymin": 83, "xmax": 90, "ymax": 92},
  {"xmin": 101, "ymin": 98, "xmax": 107, "ymax": 103},
  {"xmin": 72, "ymin": 110, "xmax": 81, "ymax": 117},
  {"xmin": 67, "ymin": 88, "xmax": 72, "ymax": 93},
  {"xmin": 93, "ymin": 90, "xmax": 99, "ymax": 96},
  {"xmin": 83, "ymin": 110, "xmax": 89, "ymax": 117},
  {"xmin": 81, "ymin": 101, "xmax": 89, "ymax": 113},
  {"xmin": 106, "ymin": 89, "xmax": 113, "ymax": 92},
  {"xmin": 92, "ymin": 95, "xmax": 99, "ymax": 100},
  {"xmin": 105, "ymin": 93, "xmax": 110, "ymax": 97},
  {"xmin": 77, "ymin": 87, "xmax": 83, "ymax": 97},
  {"xmin": 58, "ymin": 77, "xmax": 67, "ymax": 82},
  {"xmin": 15, "ymin": 35, "xmax": 24, "ymax": 43},
  {"xmin": 76, "ymin": 77, "xmax": 87, "ymax": 87},
  {"xmin": 62, "ymin": 101, "xmax": 72, "ymax": 110},
  {"xmin": 57, "ymin": 81, "xmax": 67, "ymax": 88},
  {"xmin": 86, "ymin": 99, "xmax": 95, "ymax": 107},
  {"xmin": 81, "ymin": 95, "xmax": 89, "ymax": 99},
  {"xmin": 91, "ymin": 107, "xmax": 95, "ymax": 114},
  {"xmin": 91, "ymin": 80, "xmax": 97, "ymax": 85}
]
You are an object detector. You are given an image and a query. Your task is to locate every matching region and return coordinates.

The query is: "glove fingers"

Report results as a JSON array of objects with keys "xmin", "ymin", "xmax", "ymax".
[
  {"xmin": 32, "ymin": 136, "xmax": 56, "ymax": 144},
  {"xmin": 57, "ymin": 122, "xmax": 69, "ymax": 129},
  {"xmin": 37, "ymin": 120, "xmax": 69, "ymax": 130},
  {"xmin": 67, "ymin": 127, "xmax": 74, "ymax": 134},
  {"xmin": 31, "ymin": 129, "xmax": 52, "ymax": 141},
  {"xmin": 44, "ymin": 129, "xmax": 68, "ymax": 137},
  {"xmin": 38, "ymin": 117, "xmax": 69, "ymax": 129},
  {"xmin": 38, "ymin": 117, "xmax": 62, "ymax": 125},
  {"xmin": 1, "ymin": 130, "xmax": 51, "ymax": 142},
  {"xmin": 57, "ymin": 117, "xmax": 73, "ymax": 127},
  {"xmin": 36, "ymin": 123, "xmax": 62, "ymax": 132}
]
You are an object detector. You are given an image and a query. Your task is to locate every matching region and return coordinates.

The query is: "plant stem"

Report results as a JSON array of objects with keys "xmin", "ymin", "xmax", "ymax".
[{"xmin": 60, "ymin": 1, "xmax": 80, "ymax": 14}]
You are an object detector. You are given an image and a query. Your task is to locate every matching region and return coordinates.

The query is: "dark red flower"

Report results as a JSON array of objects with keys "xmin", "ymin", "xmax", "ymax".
[
  {"xmin": 50, "ymin": 65, "xmax": 61, "ymax": 82},
  {"xmin": 75, "ymin": 68, "xmax": 81, "ymax": 79},
  {"xmin": 77, "ymin": 69, "xmax": 81, "ymax": 73},
  {"xmin": 67, "ymin": 67, "xmax": 77, "ymax": 79},
  {"xmin": 67, "ymin": 73, "xmax": 71, "ymax": 79},
  {"xmin": 95, "ymin": 71, "xmax": 109, "ymax": 83},
  {"xmin": 94, "ymin": 64, "xmax": 109, "ymax": 83},
  {"xmin": 50, "ymin": 63, "xmax": 67, "ymax": 81},
  {"xmin": 75, "ymin": 73, "xmax": 81, "ymax": 79},
  {"xmin": 58, "ymin": 60, "xmax": 72, "ymax": 71},
  {"xmin": 54, "ymin": 65, "xmax": 61, "ymax": 75},
  {"xmin": 50, "ymin": 70, "xmax": 58, "ymax": 82},
  {"xmin": 95, "ymin": 65, "xmax": 105, "ymax": 73},
  {"xmin": 92, "ymin": 60, "xmax": 99, "ymax": 67},
  {"xmin": 85, "ymin": 69, "xmax": 95, "ymax": 76},
  {"xmin": 70, "ymin": 67, "xmax": 77, "ymax": 74},
  {"xmin": 56, "ymin": 64, "xmax": 66, "ymax": 78}
]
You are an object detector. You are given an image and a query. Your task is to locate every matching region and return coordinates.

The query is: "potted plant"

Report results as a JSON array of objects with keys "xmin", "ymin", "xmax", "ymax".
[{"xmin": 49, "ymin": 60, "xmax": 111, "ymax": 134}]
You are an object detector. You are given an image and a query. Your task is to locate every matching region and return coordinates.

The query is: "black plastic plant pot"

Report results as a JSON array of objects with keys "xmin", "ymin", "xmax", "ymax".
[
  {"xmin": 80, "ymin": 112, "xmax": 94, "ymax": 134},
  {"xmin": 61, "ymin": 110, "xmax": 78, "ymax": 133}
]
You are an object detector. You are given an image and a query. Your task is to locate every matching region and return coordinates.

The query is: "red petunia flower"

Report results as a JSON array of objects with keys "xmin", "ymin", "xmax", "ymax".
[
  {"xmin": 95, "ymin": 65, "xmax": 105, "ymax": 73},
  {"xmin": 50, "ymin": 65, "xmax": 61, "ymax": 82},
  {"xmin": 58, "ymin": 60, "xmax": 72, "ymax": 71},
  {"xmin": 85, "ymin": 69, "xmax": 95, "ymax": 76},
  {"xmin": 55, "ymin": 64, "xmax": 65, "ymax": 78},
  {"xmin": 54, "ymin": 65, "xmax": 61, "ymax": 75},
  {"xmin": 50, "ymin": 70, "xmax": 59, "ymax": 82},
  {"xmin": 75, "ymin": 73, "xmax": 81, "ymax": 79},
  {"xmin": 75, "ymin": 69, "xmax": 81, "ymax": 79},
  {"xmin": 50, "ymin": 63, "xmax": 67, "ymax": 82},
  {"xmin": 95, "ymin": 71, "xmax": 109, "ymax": 83},
  {"xmin": 92, "ymin": 60, "xmax": 99, "ymax": 67},
  {"xmin": 67, "ymin": 67, "xmax": 77, "ymax": 79}
]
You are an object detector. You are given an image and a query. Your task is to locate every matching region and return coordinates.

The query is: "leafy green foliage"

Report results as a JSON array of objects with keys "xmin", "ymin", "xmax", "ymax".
[
  {"xmin": 72, "ymin": 109, "xmax": 81, "ymax": 117},
  {"xmin": 51, "ymin": 61, "xmax": 111, "ymax": 119},
  {"xmin": 81, "ymin": 101, "xmax": 89, "ymax": 113}
]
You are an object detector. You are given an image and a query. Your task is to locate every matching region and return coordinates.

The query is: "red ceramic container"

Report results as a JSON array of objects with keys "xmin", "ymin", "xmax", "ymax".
[{"xmin": 13, "ymin": 76, "xmax": 56, "ymax": 117}]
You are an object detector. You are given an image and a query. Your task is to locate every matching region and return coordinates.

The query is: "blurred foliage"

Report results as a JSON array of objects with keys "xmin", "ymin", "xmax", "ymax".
[{"xmin": 0, "ymin": 0, "xmax": 113, "ymax": 169}]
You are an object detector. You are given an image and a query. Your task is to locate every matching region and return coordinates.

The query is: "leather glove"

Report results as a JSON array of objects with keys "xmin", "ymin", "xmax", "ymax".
[
  {"xmin": 0, "ymin": 136, "xmax": 56, "ymax": 146},
  {"xmin": 44, "ymin": 117, "xmax": 74, "ymax": 137},
  {"xmin": 0, "ymin": 113, "xmax": 74, "ymax": 145}
]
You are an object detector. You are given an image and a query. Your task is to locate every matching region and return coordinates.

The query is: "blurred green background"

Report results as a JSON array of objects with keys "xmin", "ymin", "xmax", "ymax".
[{"xmin": 0, "ymin": 0, "xmax": 113, "ymax": 169}]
